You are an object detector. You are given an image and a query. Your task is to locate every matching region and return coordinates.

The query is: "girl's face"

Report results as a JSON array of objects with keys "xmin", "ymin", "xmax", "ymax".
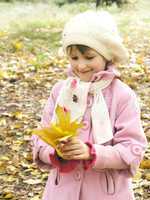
[{"xmin": 67, "ymin": 46, "xmax": 107, "ymax": 82}]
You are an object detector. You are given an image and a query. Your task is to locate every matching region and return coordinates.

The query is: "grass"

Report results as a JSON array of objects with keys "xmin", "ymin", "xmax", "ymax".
[{"xmin": 0, "ymin": 0, "xmax": 150, "ymax": 56}]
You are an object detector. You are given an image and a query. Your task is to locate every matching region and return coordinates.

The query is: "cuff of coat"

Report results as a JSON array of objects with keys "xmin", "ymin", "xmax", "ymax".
[
  {"xmin": 49, "ymin": 151, "xmax": 79, "ymax": 173},
  {"xmin": 34, "ymin": 146, "xmax": 54, "ymax": 170},
  {"xmin": 82, "ymin": 142, "xmax": 96, "ymax": 170}
]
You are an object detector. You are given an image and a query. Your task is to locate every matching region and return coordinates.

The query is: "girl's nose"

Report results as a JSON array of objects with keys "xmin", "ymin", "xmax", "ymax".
[{"xmin": 77, "ymin": 62, "xmax": 87, "ymax": 72}]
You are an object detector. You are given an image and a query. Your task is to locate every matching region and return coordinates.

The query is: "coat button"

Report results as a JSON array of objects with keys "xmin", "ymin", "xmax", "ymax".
[
  {"xmin": 131, "ymin": 144, "xmax": 142, "ymax": 156},
  {"xmin": 74, "ymin": 170, "xmax": 81, "ymax": 181},
  {"xmin": 82, "ymin": 120, "xmax": 89, "ymax": 130}
]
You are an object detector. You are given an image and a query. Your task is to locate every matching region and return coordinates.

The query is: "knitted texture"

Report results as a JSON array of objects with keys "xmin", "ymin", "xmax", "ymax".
[{"xmin": 62, "ymin": 11, "xmax": 128, "ymax": 64}]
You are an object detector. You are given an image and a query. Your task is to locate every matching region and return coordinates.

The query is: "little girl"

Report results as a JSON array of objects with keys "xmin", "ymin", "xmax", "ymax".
[{"xmin": 31, "ymin": 11, "xmax": 147, "ymax": 200}]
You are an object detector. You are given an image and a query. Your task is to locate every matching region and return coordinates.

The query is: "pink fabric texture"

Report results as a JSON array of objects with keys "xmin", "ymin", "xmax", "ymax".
[
  {"xmin": 31, "ymin": 66, "xmax": 147, "ymax": 200},
  {"xmin": 82, "ymin": 142, "xmax": 97, "ymax": 170},
  {"xmin": 49, "ymin": 151, "xmax": 79, "ymax": 173}
]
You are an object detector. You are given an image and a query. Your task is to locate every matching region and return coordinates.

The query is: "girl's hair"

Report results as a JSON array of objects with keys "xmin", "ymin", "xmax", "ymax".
[{"xmin": 67, "ymin": 45, "xmax": 90, "ymax": 55}]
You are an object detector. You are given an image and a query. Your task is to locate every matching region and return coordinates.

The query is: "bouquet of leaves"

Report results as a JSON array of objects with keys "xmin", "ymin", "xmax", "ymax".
[{"xmin": 32, "ymin": 105, "xmax": 83, "ymax": 157}]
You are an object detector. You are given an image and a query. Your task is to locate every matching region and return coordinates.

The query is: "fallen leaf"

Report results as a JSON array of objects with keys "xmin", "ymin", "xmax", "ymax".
[{"xmin": 140, "ymin": 159, "xmax": 150, "ymax": 169}]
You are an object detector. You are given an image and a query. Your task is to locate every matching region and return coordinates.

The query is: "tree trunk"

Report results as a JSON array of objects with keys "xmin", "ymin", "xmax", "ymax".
[{"xmin": 96, "ymin": 0, "xmax": 101, "ymax": 7}]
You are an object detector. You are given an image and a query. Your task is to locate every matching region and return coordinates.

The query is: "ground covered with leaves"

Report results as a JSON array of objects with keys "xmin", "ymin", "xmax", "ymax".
[{"xmin": 0, "ymin": 0, "xmax": 150, "ymax": 199}]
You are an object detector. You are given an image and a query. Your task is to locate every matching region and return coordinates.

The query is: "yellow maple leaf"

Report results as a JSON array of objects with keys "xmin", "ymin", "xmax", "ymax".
[{"xmin": 33, "ymin": 105, "xmax": 83, "ymax": 157}]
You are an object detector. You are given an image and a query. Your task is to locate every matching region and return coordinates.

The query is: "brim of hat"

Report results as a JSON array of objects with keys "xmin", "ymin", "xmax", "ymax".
[{"xmin": 63, "ymin": 33, "xmax": 129, "ymax": 64}]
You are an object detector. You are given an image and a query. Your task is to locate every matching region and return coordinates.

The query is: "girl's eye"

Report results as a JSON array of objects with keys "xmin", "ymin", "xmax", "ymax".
[{"xmin": 86, "ymin": 56, "xmax": 95, "ymax": 60}]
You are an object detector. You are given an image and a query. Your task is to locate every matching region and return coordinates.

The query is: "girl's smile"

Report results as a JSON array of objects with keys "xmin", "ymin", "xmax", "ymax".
[{"xmin": 67, "ymin": 46, "xmax": 107, "ymax": 82}]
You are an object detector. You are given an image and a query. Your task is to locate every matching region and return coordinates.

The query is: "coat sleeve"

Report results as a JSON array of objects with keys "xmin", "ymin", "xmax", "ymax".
[
  {"xmin": 30, "ymin": 81, "xmax": 62, "ymax": 170},
  {"xmin": 92, "ymin": 88, "xmax": 147, "ymax": 177},
  {"xmin": 31, "ymin": 80, "xmax": 79, "ymax": 172}
]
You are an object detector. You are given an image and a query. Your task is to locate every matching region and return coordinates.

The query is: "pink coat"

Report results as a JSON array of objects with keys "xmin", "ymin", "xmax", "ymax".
[{"xmin": 31, "ymin": 67, "xmax": 147, "ymax": 200}]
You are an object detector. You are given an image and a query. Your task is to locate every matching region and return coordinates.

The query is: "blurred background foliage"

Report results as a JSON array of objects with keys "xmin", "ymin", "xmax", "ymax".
[{"xmin": 0, "ymin": 0, "xmax": 134, "ymax": 6}]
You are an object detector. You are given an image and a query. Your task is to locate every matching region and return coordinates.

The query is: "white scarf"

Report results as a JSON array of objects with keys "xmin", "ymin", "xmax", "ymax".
[{"xmin": 51, "ymin": 77, "xmax": 113, "ymax": 144}]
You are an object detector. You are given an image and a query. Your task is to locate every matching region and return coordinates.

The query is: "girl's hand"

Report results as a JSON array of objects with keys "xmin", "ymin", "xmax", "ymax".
[{"xmin": 57, "ymin": 137, "xmax": 91, "ymax": 160}]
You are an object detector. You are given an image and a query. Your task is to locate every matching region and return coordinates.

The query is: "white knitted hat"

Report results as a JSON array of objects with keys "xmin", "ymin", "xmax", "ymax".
[{"xmin": 62, "ymin": 11, "xmax": 128, "ymax": 64}]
